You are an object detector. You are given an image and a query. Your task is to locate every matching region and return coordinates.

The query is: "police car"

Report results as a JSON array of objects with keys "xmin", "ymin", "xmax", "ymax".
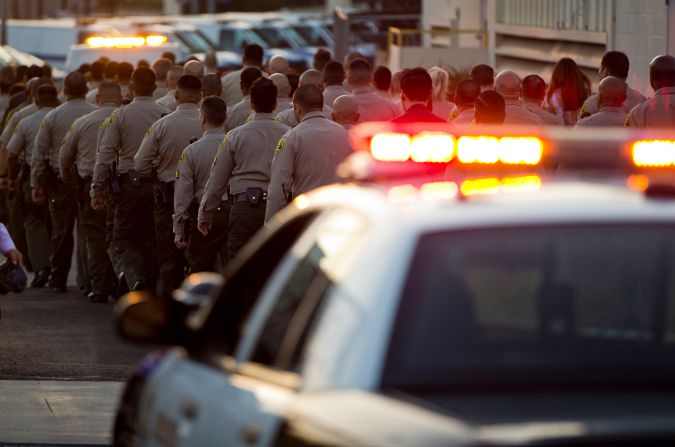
[{"xmin": 112, "ymin": 123, "xmax": 675, "ymax": 446}]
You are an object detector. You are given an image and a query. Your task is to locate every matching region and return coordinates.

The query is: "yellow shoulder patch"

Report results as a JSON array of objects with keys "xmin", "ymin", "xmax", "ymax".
[
  {"xmin": 145, "ymin": 125, "xmax": 154, "ymax": 136},
  {"xmin": 275, "ymin": 138, "xmax": 285, "ymax": 155},
  {"xmin": 39, "ymin": 118, "xmax": 46, "ymax": 129},
  {"xmin": 217, "ymin": 136, "xmax": 228, "ymax": 151},
  {"xmin": 624, "ymin": 114, "xmax": 632, "ymax": 128}
]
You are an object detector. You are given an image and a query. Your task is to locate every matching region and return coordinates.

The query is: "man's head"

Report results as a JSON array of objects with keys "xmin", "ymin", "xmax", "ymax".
[
  {"xmin": 454, "ymin": 79, "xmax": 481, "ymax": 110},
  {"xmin": 63, "ymin": 71, "xmax": 88, "ymax": 99},
  {"xmin": 250, "ymin": 77, "xmax": 277, "ymax": 114},
  {"xmin": 597, "ymin": 76, "xmax": 627, "ymax": 108},
  {"xmin": 649, "ymin": 55, "xmax": 675, "ymax": 91},
  {"xmin": 521, "ymin": 74, "xmax": 546, "ymax": 104},
  {"xmin": 323, "ymin": 61, "xmax": 345, "ymax": 86},
  {"xmin": 313, "ymin": 48, "xmax": 331, "ymax": 71},
  {"xmin": 343, "ymin": 51, "xmax": 364, "ymax": 68},
  {"xmin": 166, "ymin": 65, "xmax": 183, "ymax": 90},
  {"xmin": 269, "ymin": 73, "xmax": 291, "ymax": 99},
  {"xmin": 331, "ymin": 94, "xmax": 359, "ymax": 126},
  {"xmin": 470, "ymin": 64, "xmax": 495, "ymax": 91},
  {"xmin": 130, "ymin": 67, "xmax": 157, "ymax": 97},
  {"xmin": 27, "ymin": 64, "xmax": 43, "ymax": 81},
  {"xmin": 299, "ymin": 69, "xmax": 324, "ymax": 92},
  {"xmin": 399, "ymin": 67, "xmax": 433, "ymax": 110},
  {"xmin": 184, "ymin": 60, "xmax": 205, "ymax": 80},
  {"xmin": 202, "ymin": 74, "xmax": 223, "ymax": 98},
  {"xmin": 96, "ymin": 80, "xmax": 122, "ymax": 106},
  {"xmin": 117, "ymin": 62, "xmax": 134, "ymax": 85},
  {"xmin": 137, "ymin": 59, "xmax": 150, "ymax": 69},
  {"xmin": 240, "ymin": 67, "xmax": 263, "ymax": 96},
  {"xmin": 373, "ymin": 66, "xmax": 392, "ymax": 93},
  {"xmin": 90, "ymin": 60, "xmax": 105, "ymax": 82},
  {"xmin": 474, "ymin": 90, "xmax": 505, "ymax": 125},
  {"xmin": 35, "ymin": 84, "xmax": 60, "ymax": 109},
  {"xmin": 175, "ymin": 74, "xmax": 202, "ymax": 105},
  {"xmin": 599, "ymin": 51, "xmax": 629, "ymax": 80},
  {"xmin": 104, "ymin": 61, "xmax": 118, "ymax": 80},
  {"xmin": 152, "ymin": 58, "xmax": 172, "ymax": 84},
  {"xmin": 293, "ymin": 84, "xmax": 323, "ymax": 122},
  {"xmin": 268, "ymin": 55, "xmax": 289, "ymax": 75},
  {"xmin": 243, "ymin": 44, "xmax": 264, "ymax": 67},
  {"xmin": 390, "ymin": 69, "xmax": 409, "ymax": 96},
  {"xmin": 494, "ymin": 70, "xmax": 522, "ymax": 100},
  {"xmin": 347, "ymin": 58, "xmax": 372, "ymax": 89},
  {"xmin": 30, "ymin": 77, "xmax": 53, "ymax": 100},
  {"xmin": 200, "ymin": 95, "xmax": 227, "ymax": 129},
  {"xmin": 162, "ymin": 51, "xmax": 176, "ymax": 64}
]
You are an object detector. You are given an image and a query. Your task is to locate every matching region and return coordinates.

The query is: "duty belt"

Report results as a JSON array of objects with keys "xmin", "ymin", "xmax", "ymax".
[{"xmin": 231, "ymin": 191, "xmax": 267, "ymax": 204}]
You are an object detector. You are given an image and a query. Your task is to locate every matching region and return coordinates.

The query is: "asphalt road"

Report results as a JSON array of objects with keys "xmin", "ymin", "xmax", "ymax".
[{"xmin": 0, "ymin": 284, "xmax": 151, "ymax": 381}]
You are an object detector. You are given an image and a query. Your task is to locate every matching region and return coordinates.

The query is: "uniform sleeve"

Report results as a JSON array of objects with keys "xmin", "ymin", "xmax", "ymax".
[
  {"xmin": 265, "ymin": 135, "xmax": 294, "ymax": 222},
  {"xmin": 59, "ymin": 120, "xmax": 80, "ymax": 183},
  {"xmin": 173, "ymin": 148, "xmax": 195, "ymax": 235},
  {"xmin": 91, "ymin": 110, "xmax": 120, "ymax": 197},
  {"xmin": 134, "ymin": 121, "xmax": 160, "ymax": 176},
  {"xmin": 624, "ymin": 104, "xmax": 641, "ymax": 128},
  {"xmin": 7, "ymin": 122, "xmax": 26, "ymax": 158},
  {"xmin": 30, "ymin": 113, "xmax": 52, "ymax": 188},
  {"xmin": 0, "ymin": 113, "xmax": 18, "ymax": 148},
  {"xmin": 198, "ymin": 136, "xmax": 235, "ymax": 225}
]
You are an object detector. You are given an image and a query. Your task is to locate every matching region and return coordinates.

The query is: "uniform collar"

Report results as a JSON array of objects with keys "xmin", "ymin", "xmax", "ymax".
[
  {"xmin": 66, "ymin": 97, "xmax": 87, "ymax": 104},
  {"xmin": 253, "ymin": 112, "xmax": 275, "ymax": 121},
  {"xmin": 655, "ymin": 86, "xmax": 675, "ymax": 95},
  {"xmin": 326, "ymin": 84, "xmax": 345, "ymax": 90},
  {"xmin": 523, "ymin": 101, "xmax": 542, "ymax": 109},
  {"xmin": 176, "ymin": 102, "xmax": 199, "ymax": 111},
  {"xmin": 301, "ymin": 111, "xmax": 325, "ymax": 122},
  {"xmin": 351, "ymin": 86, "xmax": 373, "ymax": 95},
  {"xmin": 133, "ymin": 96, "xmax": 156, "ymax": 103},
  {"xmin": 99, "ymin": 102, "xmax": 119, "ymax": 108},
  {"xmin": 504, "ymin": 98, "xmax": 522, "ymax": 106},
  {"xmin": 599, "ymin": 106, "xmax": 625, "ymax": 113},
  {"xmin": 203, "ymin": 128, "xmax": 224, "ymax": 137}
]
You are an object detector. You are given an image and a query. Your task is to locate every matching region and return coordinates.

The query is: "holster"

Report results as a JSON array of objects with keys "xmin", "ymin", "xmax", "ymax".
[
  {"xmin": 44, "ymin": 165, "xmax": 59, "ymax": 188},
  {"xmin": 154, "ymin": 181, "xmax": 174, "ymax": 207},
  {"xmin": 246, "ymin": 187, "xmax": 264, "ymax": 207}
]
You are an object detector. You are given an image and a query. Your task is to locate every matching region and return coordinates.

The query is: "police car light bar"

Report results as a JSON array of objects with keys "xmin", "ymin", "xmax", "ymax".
[
  {"xmin": 85, "ymin": 35, "xmax": 168, "ymax": 48},
  {"xmin": 631, "ymin": 140, "xmax": 675, "ymax": 167}
]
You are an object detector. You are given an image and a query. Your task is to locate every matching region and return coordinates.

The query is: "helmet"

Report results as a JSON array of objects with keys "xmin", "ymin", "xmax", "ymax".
[{"xmin": 0, "ymin": 261, "xmax": 27, "ymax": 294}]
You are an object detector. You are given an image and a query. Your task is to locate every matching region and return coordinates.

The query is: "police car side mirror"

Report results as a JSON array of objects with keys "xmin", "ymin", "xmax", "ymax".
[{"xmin": 115, "ymin": 291, "xmax": 188, "ymax": 345}]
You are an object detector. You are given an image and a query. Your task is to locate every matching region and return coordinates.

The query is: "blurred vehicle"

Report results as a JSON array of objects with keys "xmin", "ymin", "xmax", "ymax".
[
  {"xmin": 112, "ymin": 123, "xmax": 675, "ymax": 446},
  {"xmin": 293, "ymin": 18, "xmax": 377, "ymax": 64},
  {"xmin": 0, "ymin": 46, "xmax": 65, "ymax": 80}
]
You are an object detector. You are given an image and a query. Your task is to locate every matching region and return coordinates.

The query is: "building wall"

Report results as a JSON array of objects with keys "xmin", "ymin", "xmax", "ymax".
[{"xmin": 421, "ymin": 0, "xmax": 484, "ymax": 48}]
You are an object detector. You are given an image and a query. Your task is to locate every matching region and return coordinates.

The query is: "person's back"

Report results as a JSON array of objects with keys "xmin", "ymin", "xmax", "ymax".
[
  {"xmin": 576, "ymin": 76, "xmax": 628, "ymax": 128},
  {"xmin": 221, "ymin": 44, "xmax": 264, "ymax": 106},
  {"xmin": 452, "ymin": 79, "xmax": 481, "ymax": 125},
  {"xmin": 473, "ymin": 90, "xmax": 505, "ymax": 125},
  {"xmin": 347, "ymin": 59, "xmax": 399, "ymax": 122},
  {"xmin": 494, "ymin": 70, "xmax": 544, "ymax": 126},
  {"xmin": 390, "ymin": 67, "xmax": 447, "ymax": 124},
  {"xmin": 626, "ymin": 55, "xmax": 675, "ymax": 128},
  {"xmin": 522, "ymin": 74, "xmax": 564, "ymax": 126}
]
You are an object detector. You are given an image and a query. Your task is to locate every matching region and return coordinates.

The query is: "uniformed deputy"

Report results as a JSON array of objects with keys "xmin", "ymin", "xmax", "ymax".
[
  {"xmin": 91, "ymin": 67, "xmax": 169, "ymax": 292},
  {"xmin": 156, "ymin": 65, "xmax": 183, "ymax": 111},
  {"xmin": 323, "ymin": 61, "xmax": 349, "ymax": 107},
  {"xmin": 493, "ymin": 70, "xmax": 545, "ymax": 125},
  {"xmin": 31, "ymin": 72, "xmax": 95, "ymax": 292},
  {"xmin": 451, "ymin": 80, "xmax": 481, "ymax": 125},
  {"xmin": 174, "ymin": 96, "xmax": 229, "ymax": 273},
  {"xmin": 135, "ymin": 74, "xmax": 202, "ymax": 298},
  {"xmin": 346, "ymin": 59, "xmax": 399, "ymax": 123},
  {"xmin": 265, "ymin": 84, "xmax": 352, "ymax": 221},
  {"xmin": 276, "ymin": 70, "xmax": 333, "ymax": 128},
  {"xmin": 331, "ymin": 95, "xmax": 359, "ymax": 130},
  {"xmin": 199, "ymin": 78, "xmax": 289, "ymax": 259},
  {"xmin": 575, "ymin": 77, "xmax": 628, "ymax": 128},
  {"xmin": 152, "ymin": 58, "xmax": 172, "ymax": 100},
  {"xmin": 224, "ymin": 67, "xmax": 262, "ymax": 132},
  {"xmin": 522, "ymin": 75, "xmax": 564, "ymax": 126},
  {"xmin": 625, "ymin": 55, "xmax": 675, "ymax": 128},
  {"xmin": 221, "ymin": 44, "xmax": 264, "ymax": 107},
  {"xmin": 60, "ymin": 80, "xmax": 122, "ymax": 302},
  {"xmin": 6, "ymin": 84, "xmax": 59, "ymax": 288},
  {"xmin": 269, "ymin": 73, "xmax": 293, "ymax": 115}
]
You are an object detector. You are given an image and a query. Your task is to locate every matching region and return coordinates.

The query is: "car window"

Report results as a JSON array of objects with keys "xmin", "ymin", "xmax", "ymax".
[
  {"xmin": 254, "ymin": 28, "xmax": 292, "ymax": 49},
  {"xmin": 384, "ymin": 224, "xmax": 675, "ymax": 390},
  {"xmin": 219, "ymin": 29, "xmax": 236, "ymax": 49},
  {"xmin": 249, "ymin": 208, "xmax": 368, "ymax": 372}
]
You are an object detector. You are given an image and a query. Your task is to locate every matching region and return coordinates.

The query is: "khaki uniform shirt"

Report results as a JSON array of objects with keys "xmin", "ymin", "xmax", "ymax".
[
  {"xmin": 274, "ymin": 97, "xmax": 293, "ymax": 116},
  {"xmin": 135, "ymin": 103, "xmax": 202, "ymax": 183},
  {"xmin": 625, "ymin": 87, "xmax": 675, "ymax": 128},
  {"xmin": 173, "ymin": 129, "xmax": 225, "ymax": 234},
  {"xmin": 87, "ymin": 84, "xmax": 130, "ymax": 105},
  {"xmin": 7, "ymin": 107, "xmax": 53, "ymax": 166},
  {"xmin": 224, "ymin": 95, "xmax": 251, "ymax": 132},
  {"xmin": 222, "ymin": 65, "xmax": 267, "ymax": 107},
  {"xmin": 91, "ymin": 96, "xmax": 169, "ymax": 197},
  {"xmin": 31, "ymin": 98, "xmax": 95, "ymax": 188},
  {"xmin": 575, "ymin": 106, "xmax": 628, "ymax": 128},
  {"xmin": 503, "ymin": 99, "xmax": 545, "ymax": 125},
  {"xmin": 524, "ymin": 102, "xmax": 564, "ymax": 126},
  {"xmin": 351, "ymin": 87, "xmax": 400, "ymax": 123},
  {"xmin": 154, "ymin": 85, "xmax": 169, "ymax": 100},
  {"xmin": 580, "ymin": 86, "xmax": 646, "ymax": 118},
  {"xmin": 265, "ymin": 111, "xmax": 352, "ymax": 221},
  {"xmin": 199, "ymin": 113, "xmax": 289, "ymax": 225},
  {"xmin": 59, "ymin": 103, "xmax": 117, "ymax": 181},
  {"xmin": 156, "ymin": 90, "xmax": 177, "ymax": 112},
  {"xmin": 276, "ymin": 104, "xmax": 332, "ymax": 128},
  {"xmin": 451, "ymin": 108, "xmax": 475, "ymax": 125},
  {"xmin": 1, "ymin": 103, "xmax": 38, "ymax": 149},
  {"xmin": 323, "ymin": 84, "xmax": 350, "ymax": 107}
]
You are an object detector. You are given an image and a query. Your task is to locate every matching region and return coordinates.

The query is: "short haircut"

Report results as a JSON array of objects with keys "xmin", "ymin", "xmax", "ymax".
[
  {"xmin": 177, "ymin": 74, "xmax": 202, "ymax": 92},
  {"xmin": 90, "ymin": 60, "xmax": 105, "ymax": 81},
  {"xmin": 344, "ymin": 51, "xmax": 364, "ymax": 67},
  {"xmin": 470, "ymin": 64, "xmax": 495, "ymax": 87},
  {"xmin": 162, "ymin": 51, "xmax": 177, "ymax": 64},
  {"xmin": 63, "ymin": 71, "xmax": 88, "ymax": 97},
  {"xmin": 250, "ymin": 78, "xmax": 277, "ymax": 114},
  {"xmin": 323, "ymin": 60, "xmax": 345, "ymax": 85},
  {"xmin": 373, "ymin": 66, "xmax": 392, "ymax": 91},
  {"xmin": 400, "ymin": 67, "xmax": 433, "ymax": 102},
  {"xmin": 8, "ymin": 84, "xmax": 24, "ymax": 96},
  {"xmin": 454, "ymin": 79, "xmax": 481, "ymax": 105},
  {"xmin": 299, "ymin": 69, "xmax": 323, "ymax": 88},
  {"xmin": 474, "ymin": 90, "xmax": 505, "ymax": 124},
  {"xmin": 293, "ymin": 84, "xmax": 323, "ymax": 111},
  {"xmin": 104, "ymin": 61, "xmax": 119, "ymax": 79},
  {"xmin": 202, "ymin": 74, "xmax": 222, "ymax": 97},
  {"xmin": 131, "ymin": 67, "xmax": 156, "ymax": 95},
  {"xmin": 78, "ymin": 63, "xmax": 91, "ymax": 75},
  {"xmin": 240, "ymin": 67, "xmax": 263, "ymax": 91},
  {"xmin": 522, "ymin": 74, "xmax": 546, "ymax": 100},
  {"xmin": 152, "ymin": 58, "xmax": 172, "ymax": 82},
  {"xmin": 27, "ymin": 64, "xmax": 44, "ymax": 80},
  {"xmin": 200, "ymin": 96, "xmax": 227, "ymax": 127},
  {"xmin": 35, "ymin": 84, "xmax": 59, "ymax": 107},
  {"xmin": 347, "ymin": 58, "xmax": 372, "ymax": 84},
  {"xmin": 42, "ymin": 64, "xmax": 52, "ymax": 79},
  {"xmin": 97, "ymin": 80, "xmax": 122, "ymax": 100},
  {"xmin": 117, "ymin": 62, "xmax": 134, "ymax": 82},
  {"xmin": 601, "ymin": 51, "xmax": 630, "ymax": 79},
  {"xmin": 31, "ymin": 76, "xmax": 53, "ymax": 96},
  {"xmin": 313, "ymin": 48, "xmax": 331, "ymax": 71},
  {"xmin": 243, "ymin": 44, "xmax": 264, "ymax": 65}
]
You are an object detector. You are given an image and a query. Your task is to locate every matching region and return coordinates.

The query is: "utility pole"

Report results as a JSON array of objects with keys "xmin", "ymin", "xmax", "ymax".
[{"xmin": 1, "ymin": 0, "xmax": 7, "ymax": 46}]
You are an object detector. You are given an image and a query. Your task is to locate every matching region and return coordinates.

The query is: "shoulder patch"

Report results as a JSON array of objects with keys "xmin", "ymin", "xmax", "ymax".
[
  {"xmin": 39, "ymin": 118, "xmax": 47, "ymax": 129},
  {"xmin": 275, "ymin": 138, "xmax": 285, "ymax": 155},
  {"xmin": 145, "ymin": 125, "xmax": 154, "ymax": 136},
  {"xmin": 217, "ymin": 136, "xmax": 228, "ymax": 151}
]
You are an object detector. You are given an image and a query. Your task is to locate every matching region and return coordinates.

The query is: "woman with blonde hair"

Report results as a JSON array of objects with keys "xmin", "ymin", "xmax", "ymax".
[
  {"xmin": 428, "ymin": 66, "xmax": 455, "ymax": 120},
  {"xmin": 545, "ymin": 57, "xmax": 591, "ymax": 126}
]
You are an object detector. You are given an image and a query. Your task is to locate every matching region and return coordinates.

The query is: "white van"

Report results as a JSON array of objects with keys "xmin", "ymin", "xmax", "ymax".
[{"xmin": 65, "ymin": 40, "xmax": 181, "ymax": 72}]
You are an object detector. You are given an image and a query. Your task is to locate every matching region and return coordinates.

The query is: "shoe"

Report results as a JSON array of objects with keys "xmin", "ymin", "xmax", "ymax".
[
  {"xmin": 87, "ymin": 292, "xmax": 109, "ymax": 303},
  {"xmin": 131, "ymin": 280, "xmax": 146, "ymax": 291},
  {"xmin": 30, "ymin": 268, "xmax": 50, "ymax": 288},
  {"xmin": 48, "ymin": 276, "xmax": 67, "ymax": 293}
]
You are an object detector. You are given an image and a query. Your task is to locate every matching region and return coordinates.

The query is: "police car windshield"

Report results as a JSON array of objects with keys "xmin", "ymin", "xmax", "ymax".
[
  {"xmin": 290, "ymin": 25, "xmax": 330, "ymax": 47},
  {"xmin": 253, "ymin": 27, "xmax": 293, "ymax": 49},
  {"xmin": 179, "ymin": 30, "xmax": 215, "ymax": 52},
  {"xmin": 384, "ymin": 224, "xmax": 675, "ymax": 389}
]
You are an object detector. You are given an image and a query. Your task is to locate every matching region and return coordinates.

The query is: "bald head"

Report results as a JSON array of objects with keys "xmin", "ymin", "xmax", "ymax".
[
  {"xmin": 597, "ymin": 76, "xmax": 627, "ymax": 108},
  {"xmin": 650, "ymin": 55, "xmax": 675, "ymax": 90},
  {"xmin": 268, "ymin": 55, "xmax": 289, "ymax": 75},
  {"xmin": 494, "ymin": 70, "xmax": 521, "ymax": 100},
  {"xmin": 299, "ymin": 69, "xmax": 324, "ymax": 91},
  {"xmin": 269, "ymin": 73, "xmax": 291, "ymax": 99},
  {"xmin": 331, "ymin": 95, "xmax": 359, "ymax": 126},
  {"xmin": 184, "ymin": 60, "xmax": 204, "ymax": 80},
  {"xmin": 97, "ymin": 80, "xmax": 122, "ymax": 106},
  {"xmin": 293, "ymin": 84, "xmax": 323, "ymax": 122}
]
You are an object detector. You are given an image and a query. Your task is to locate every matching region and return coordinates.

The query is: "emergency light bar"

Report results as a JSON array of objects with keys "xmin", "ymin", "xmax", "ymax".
[
  {"xmin": 631, "ymin": 140, "xmax": 675, "ymax": 167},
  {"xmin": 85, "ymin": 35, "xmax": 168, "ymax": 48}
]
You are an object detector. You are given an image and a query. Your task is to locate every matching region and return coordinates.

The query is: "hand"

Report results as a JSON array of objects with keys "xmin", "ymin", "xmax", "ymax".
[
  {"xmin": 174, "ymin": 233, "xmax": 187, "ymax": 249},
  {"xmin": 91, "ymin": 196, "xmax": 107, "ymax": 211},
  {"xmin": 5, "ymin": 249, "xmax": 23, "ymax": 267},
  {"xmin": 197, "ymin": 221, "xmax": 211, "ymax": 236},
  {"xmin": 32, "ymin": 187, "xmax": 45, "ymax": 204}
]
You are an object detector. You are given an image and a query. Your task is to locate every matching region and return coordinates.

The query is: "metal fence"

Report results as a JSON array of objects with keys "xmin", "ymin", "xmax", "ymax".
[{"xmin": 496, "ymin": 0, "xmax": 609, "ymax": 32}]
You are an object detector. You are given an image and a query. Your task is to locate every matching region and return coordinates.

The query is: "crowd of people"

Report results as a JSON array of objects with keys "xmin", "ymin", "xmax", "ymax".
[{"xmin": 0, "ymin": 43, "xmax": 672, "ymax": 303}]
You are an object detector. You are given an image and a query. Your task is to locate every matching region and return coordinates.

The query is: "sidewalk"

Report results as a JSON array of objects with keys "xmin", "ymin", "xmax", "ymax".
[{"xmin": 0, "ymin": 380, "xmax": 122, "ymax": 445}]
